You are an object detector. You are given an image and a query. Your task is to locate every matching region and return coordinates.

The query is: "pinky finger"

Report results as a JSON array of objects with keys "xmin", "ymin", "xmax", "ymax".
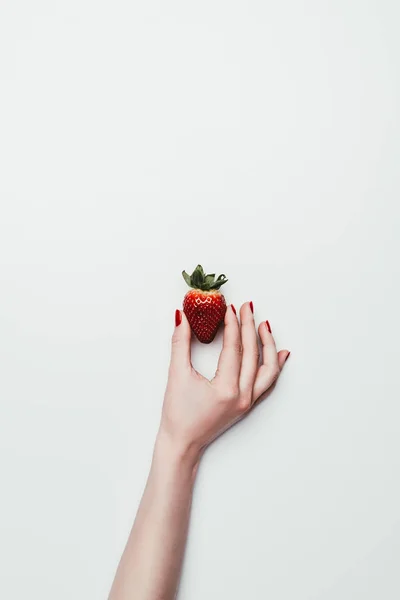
[
  {"xmin": 252, "ymin": 322, "xmax": 289, "ymax": 401},
  {"xmin": 253, "ymin": 348, "xmax": 290, "ymax": 403},
  {"xmin": 278, "ymin": 350, "xmax": 290, "ymax": 370}
]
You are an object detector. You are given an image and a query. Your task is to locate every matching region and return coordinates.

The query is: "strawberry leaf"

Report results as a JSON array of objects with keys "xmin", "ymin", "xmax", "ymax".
[
  {"xmin": 195, "ymin": 264, "xmax": 205, "ymax": 278},
  {"xmin": 210, "ymin": 274, "xmax": 228, "ymax": 290},
  {"xmin": 191, "ymin": 268, "xmax": 203, "ymax": 289},
  {"xmin": 182, "ymin": 271, "xmax": 192, "ymax": 287},
  {"xmin": 205, "ymin": 274, "xmax": 215, "ymax": 286}
]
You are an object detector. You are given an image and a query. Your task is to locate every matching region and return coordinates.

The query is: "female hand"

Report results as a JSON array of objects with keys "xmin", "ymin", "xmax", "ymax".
[{"xmin": 159, "ymin": 302, "xmax": 290, "ymax": 458}]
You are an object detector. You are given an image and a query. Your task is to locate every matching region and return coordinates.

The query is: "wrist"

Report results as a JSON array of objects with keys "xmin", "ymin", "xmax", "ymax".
[{"xmin": 154, "ymin": 428, "xmax": 203, "ymax": 478}]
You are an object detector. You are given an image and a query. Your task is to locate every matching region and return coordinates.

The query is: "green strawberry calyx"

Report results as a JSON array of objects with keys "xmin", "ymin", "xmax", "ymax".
[{"xmin": 182, "ymin": 264, "xmax": 228, "ymax": 291}]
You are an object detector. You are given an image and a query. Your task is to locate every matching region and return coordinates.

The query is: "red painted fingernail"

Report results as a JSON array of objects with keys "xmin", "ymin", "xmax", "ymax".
[
  {"xmin": 231, "ymin": 304, "xmax": 237, "ymax": 316},
  {"xmin": 249, "ymin": 301, "xmax": 254, "ymax": 313},
  {"xmin": 285, "ymin": 351, "xmax": 291, "ymax": 362},
  {"xmin": 266, "ymin": 320, "xmax": 271, "ymax": 333},
  {"xmin": 175, "ymin": 309, "xmax": 182, "ymax": 327}
]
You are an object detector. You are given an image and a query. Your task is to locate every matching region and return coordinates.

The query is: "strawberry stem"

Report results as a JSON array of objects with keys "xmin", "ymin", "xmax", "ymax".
[{"xmin": 182, "ymin": 265, "xmax": 228, "ymax": 291}]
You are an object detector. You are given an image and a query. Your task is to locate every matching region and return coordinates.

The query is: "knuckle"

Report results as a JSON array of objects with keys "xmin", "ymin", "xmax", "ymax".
[
  {"xmin": 222, "ymin": 384, "xmax": 240, "ymax": 402},
  {"xmin": 238, "ymin": 394, "xmax": 252, "ymax": 413},
  {"xmin": 233, "ymin": 342, "xmax": 243, "ymax": 356},
  {"xmin": 171, "ymin": 333, "xmax": 180, "ymax": 346}
]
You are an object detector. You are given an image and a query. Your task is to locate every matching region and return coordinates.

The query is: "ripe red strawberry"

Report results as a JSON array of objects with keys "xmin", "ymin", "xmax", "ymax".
[{"xmin": 182, "ymin": 265, "xmax": 228, "ymax": 343}]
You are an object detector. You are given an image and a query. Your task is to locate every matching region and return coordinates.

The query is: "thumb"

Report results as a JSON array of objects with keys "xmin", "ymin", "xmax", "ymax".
[{"xmin": 170, "ymin": 309, "xmax": 192, "ymax": 369}]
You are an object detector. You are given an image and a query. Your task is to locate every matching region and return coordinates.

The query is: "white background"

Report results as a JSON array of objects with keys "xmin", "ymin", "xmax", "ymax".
[{"xmin": 1, "ymin": 1, "xmax": 399, "ymax": 598}]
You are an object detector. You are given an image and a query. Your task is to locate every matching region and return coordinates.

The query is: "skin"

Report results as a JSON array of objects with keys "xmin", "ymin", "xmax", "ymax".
[{"xmin": 108, "ymin": 302, "xmax": 290, "ymax": 600}]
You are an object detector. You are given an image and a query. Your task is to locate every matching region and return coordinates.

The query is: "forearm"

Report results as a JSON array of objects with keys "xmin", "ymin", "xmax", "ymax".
[{"xmin": 109, "ymin": 431, "xmax": 201, "ymax": 600}]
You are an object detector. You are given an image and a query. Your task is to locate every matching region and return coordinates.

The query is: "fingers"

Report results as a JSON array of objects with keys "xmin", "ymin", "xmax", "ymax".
[
  {"xmin": 214, "ymin": 305, "xmax": 241, "ymax": 386},
  {"xmin": 252, "ymin": 321, "xmax": 289, "ymax": 401},
  {"xmin": 239, "ymin": 302, "xmax": 259, "ymax": 395},
  {"xmin": 170, "ymin": 310, "xmax": 192, "ymax": 370}
]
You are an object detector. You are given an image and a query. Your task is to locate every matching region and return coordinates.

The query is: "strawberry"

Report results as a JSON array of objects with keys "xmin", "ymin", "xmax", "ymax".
[{"xmin": 182, "ymin": 265, "xmax": 228, "ymax": 343}]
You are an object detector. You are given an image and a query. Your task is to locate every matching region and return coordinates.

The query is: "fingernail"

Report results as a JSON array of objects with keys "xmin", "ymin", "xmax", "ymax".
[
  {"xmin": 175, "ymin": 309, "xmax": 182, "ymax": 327},
  {"xmin": 266, "ymin": 320, "xmax": 271, "ymax": 333},
  {"xmin": 249, "ymin": 301, "xmax": 254, "ymax": 313},
  {"xmin": 285, "ymin": 351, "xmax": 291, "ymax": 362},
  {"xmin": 231, "ymin": 304, "xmax": 237, "ymax": 316}
]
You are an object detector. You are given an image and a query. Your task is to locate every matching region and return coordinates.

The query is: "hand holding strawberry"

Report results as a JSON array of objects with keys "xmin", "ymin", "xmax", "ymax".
[{"xmin": 162, "ymin": 300, "xmax": 290, "ymax": 458}]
